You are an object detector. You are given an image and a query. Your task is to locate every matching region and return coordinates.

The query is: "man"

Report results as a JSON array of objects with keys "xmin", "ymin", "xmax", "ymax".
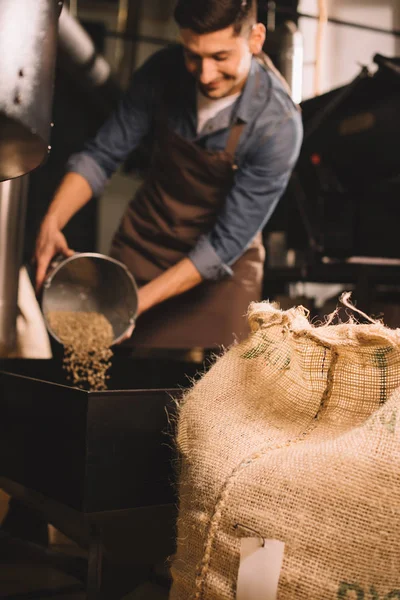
[{"xmin": 35, "ymin": 0, "xmax": 303, "ymax": 349}]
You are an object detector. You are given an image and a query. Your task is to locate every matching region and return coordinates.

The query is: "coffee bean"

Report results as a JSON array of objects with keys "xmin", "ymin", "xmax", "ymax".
[{"xmin": 47, "ymin": 311, "xmax": 114, "ymax": 391}]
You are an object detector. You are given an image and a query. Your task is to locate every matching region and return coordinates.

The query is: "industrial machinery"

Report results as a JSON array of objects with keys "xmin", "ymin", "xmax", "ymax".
[
  {"xmin": 263, "ymin": 3, "xmax": 303, "ymax": 105},
  {"xmin": 0, "ymin": 358, "xmax": 182, "ymax": 599},
  {"xmin": 262, "ymin": 53, "xmax": 400, "ymax": 320},
  {"xmin": 0, "ymin": 3, "xmax": 181, "ymax": 599},
  {"xmin": 0, "ymin": 0, "xmax": 61, "ymax": 355},
  {"xmin": 281, "ymin": 54, "xmax": 400, "ymax": 261},
  {"xmin": 0, "ymin": 0, "xmax": 61, "ymax": 182},
  {"xmin": 0, "ymin": 0, "xmax": 121, "ymax": 357}
]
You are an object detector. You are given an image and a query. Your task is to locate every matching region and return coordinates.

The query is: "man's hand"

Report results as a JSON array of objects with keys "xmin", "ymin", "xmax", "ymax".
[
  {"xmin": 33, "ymin": 173, "xmax": 94, "ymax": 293},
  {"xmin": 35, "ymin": 215, "xmax": 74, "ymax": 293}
]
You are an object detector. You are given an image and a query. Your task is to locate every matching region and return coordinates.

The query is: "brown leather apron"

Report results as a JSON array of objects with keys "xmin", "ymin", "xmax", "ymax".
[{"xmin": 110, "ymin": 85, "xmax": 265, "ymax": 349}]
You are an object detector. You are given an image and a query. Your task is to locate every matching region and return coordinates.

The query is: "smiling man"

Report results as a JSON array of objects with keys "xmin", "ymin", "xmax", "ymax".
[{"xmin": 35, "ymin": 0, "xmax": 303, "ymax": 350}]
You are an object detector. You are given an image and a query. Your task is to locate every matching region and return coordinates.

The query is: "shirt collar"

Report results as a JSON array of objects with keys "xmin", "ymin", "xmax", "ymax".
[
  {"xmin": 234, "ymin": 56, "xmax": 269, "ymax": 124},
  {"xmin": 178, "ymin": 50, "xmax": 268, "ymax": 131}
]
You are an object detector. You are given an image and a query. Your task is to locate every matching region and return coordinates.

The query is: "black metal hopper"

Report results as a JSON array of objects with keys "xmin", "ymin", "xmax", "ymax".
[
  {"xmin": 0, "ymin": 357, "xmax": 184, "ymax": 513},
  {"xmin": 0, "ymin": 355, "xmax": 198, "ymax": 599}
]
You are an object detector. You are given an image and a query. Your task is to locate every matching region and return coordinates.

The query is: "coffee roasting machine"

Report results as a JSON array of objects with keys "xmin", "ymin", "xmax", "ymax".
[
  {"xmin": 0, "ymin": 0, "xmax": 119, "ymax": 357},
  {"xmin": 0, "ymin": 0, "xmax": 61, "ymax": 356}
]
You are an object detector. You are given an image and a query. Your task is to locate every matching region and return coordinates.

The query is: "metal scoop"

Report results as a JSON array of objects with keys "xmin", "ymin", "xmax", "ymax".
[{"xmin": 42, "ymin": 252, "xmax": 138, "ymax": 346}]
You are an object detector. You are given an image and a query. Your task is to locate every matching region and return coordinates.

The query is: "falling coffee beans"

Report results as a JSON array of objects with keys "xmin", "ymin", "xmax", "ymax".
[{"xmin": 47, "ymin": 311, "xmax": 114, "ymax": 391}]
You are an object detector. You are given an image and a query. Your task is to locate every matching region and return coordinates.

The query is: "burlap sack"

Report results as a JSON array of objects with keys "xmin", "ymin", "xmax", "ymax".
[{"xmin": 170, "ymin": 301, "xmax": 400, "ymax": 600}]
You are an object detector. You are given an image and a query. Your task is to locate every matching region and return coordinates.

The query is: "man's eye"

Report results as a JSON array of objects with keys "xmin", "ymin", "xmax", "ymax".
[{"xmin": 214, "ymin": 55, "xmax": 228, "ymax": 62}]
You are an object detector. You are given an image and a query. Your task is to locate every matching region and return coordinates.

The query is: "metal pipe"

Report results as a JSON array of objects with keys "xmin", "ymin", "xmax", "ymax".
[
  {"xmin": 264, "ymin": 21, "xmax": 304, "ymax": 104},
  {"xmin": 267, "ymin": 1, "xmax": 276, "ymax": 33},
  {"xmin": 58, "ymin": 5, "xmax": 111, "ymax": 89},
  {"xmin": 0, "ymin": 177, "xmax": 29, "ymax": 356},
  {"xmin": 114, "ymin": 0, "xmax": 129, "ymax": 71},
  {"xmin": 314, "ymin": 0, "xmax": 328, "ymax": 97},
  {"xmin": 117, "ymin": 0, "xmax": 143, "ymax": 90},
  {"xmin": 99, "ymin": 30, "xmax": 177, "ymax": 47},
  {"xmin": 270, "ymin": 5, "xmax": 400, "ymax": 38},
  {"xmin": 57, "ymin": 5, "xmax": 121, "ymax": 119},
  {"xmin": 68, "ymin": 0, "xmax": 78, "ymax": 18}
]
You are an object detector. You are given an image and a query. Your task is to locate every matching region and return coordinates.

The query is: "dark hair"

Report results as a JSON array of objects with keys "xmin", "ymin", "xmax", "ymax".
[{"xmin": 174, "ymin": 0, "xmax": 257, "ymax": 36}]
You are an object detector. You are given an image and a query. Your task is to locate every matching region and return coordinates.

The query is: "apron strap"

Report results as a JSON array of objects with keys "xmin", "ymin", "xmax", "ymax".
[
  {"xmin": 224, "ymin": 61, "xmax": 262, "ymax": 158},
  {"xmin": 224, "ymin": 122, "xmax": 246, "ymax": 158}
]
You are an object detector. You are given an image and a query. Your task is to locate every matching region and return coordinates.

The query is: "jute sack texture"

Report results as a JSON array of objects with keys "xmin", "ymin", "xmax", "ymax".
[{"xmin": 170, "ymin": 301, "xmax": 400, "ymax": 600}]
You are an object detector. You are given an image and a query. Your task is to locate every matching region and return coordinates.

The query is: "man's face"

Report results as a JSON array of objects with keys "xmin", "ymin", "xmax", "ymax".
[{"xmin": 180, "ymin": 25, "xmax": 254, "ymax": 99}]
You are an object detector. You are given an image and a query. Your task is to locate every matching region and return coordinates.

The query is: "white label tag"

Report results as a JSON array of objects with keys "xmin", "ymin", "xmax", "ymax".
[{"xmin": 236, "ymin": 538, "xmax": 285, "ymax": 600}]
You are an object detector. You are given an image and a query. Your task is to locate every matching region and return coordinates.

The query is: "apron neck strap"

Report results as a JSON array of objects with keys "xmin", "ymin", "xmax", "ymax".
[
  {"xmin": 224, "ymin": 62, "xmax": 263, "ymax": 157},
  {"xmin": 224, "ymin": 121, "xmax": 246, "ymax": 157}
]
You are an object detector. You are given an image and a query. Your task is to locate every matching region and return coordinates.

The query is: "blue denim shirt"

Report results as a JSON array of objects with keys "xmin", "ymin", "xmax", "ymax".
[{"xmin": 67, "ymin": 45, "xmax": 303, "ymax": 280}]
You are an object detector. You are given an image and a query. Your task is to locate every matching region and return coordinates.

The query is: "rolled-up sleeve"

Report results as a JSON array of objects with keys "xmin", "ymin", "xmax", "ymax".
[
  {"xmin": 189, "ymin": 108, "xmax": 303, "ymax": 280},
  {"xmin": 189, "ymin": 235, "xmax": 234, "ymax": 279},
  {"xmin": 66, "ymin": 51, "xmax": 163, "ymax": 195},
  {"xmin": 66, "ymin": 153, "xmax": 108, "ymax": 198}
]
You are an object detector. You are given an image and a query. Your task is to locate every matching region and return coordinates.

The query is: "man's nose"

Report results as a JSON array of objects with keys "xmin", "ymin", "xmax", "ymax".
[{"xmin": 199, "ymin": 59, "xmax": 218, "ymax": 84}]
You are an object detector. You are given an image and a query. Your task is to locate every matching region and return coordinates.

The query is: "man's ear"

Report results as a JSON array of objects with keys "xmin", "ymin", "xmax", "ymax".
[{"xmin": 249, "ymin": 23, "xmax": 266, "ymax": 55}]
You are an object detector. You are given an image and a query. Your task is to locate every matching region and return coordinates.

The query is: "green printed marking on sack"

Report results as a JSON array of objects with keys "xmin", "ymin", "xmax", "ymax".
[
  {"xmin": 367, "ymin": 405, "xmax": 397, "ymax": 435},
  {"xmin": 338, "ymin": 582, "xmax": 400, "ymax": 599},
  {"xmin": 372, "ymin": 346, "xmax": 394, "ymax": 405},
  {"xmin": 379, "ymin": 408, "xmax": 397, "ymax": 434},
  {"xmin": 241, "ymin": 333, "xmax": 291, "ymax": 369}
]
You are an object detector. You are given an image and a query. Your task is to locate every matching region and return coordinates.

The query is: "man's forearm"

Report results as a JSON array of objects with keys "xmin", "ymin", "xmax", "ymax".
[
  {"xmin": 137, "ymin": 257, "xmax": 203, "ymax": 316},
  {"xmin": 46, "ymin": 172, "xmax": 93, "ymax": 229}
]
